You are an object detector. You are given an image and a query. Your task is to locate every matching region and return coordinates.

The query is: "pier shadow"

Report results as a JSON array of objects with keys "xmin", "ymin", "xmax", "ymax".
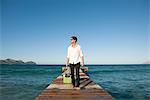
[{"xmin": 80, "ymin": 78, "xmax": 93, "ymax": 90}]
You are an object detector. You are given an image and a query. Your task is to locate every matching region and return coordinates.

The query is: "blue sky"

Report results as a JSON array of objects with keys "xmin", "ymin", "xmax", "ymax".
[{"xmin": 1, "ymin": 0, "xmax": 149, "ymax": 64}]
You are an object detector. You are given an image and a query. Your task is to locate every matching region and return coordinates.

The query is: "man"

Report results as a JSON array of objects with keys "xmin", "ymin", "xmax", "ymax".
[{"xmin": 66, "ymin": 36, "xmax": 84, "ymax": 87}]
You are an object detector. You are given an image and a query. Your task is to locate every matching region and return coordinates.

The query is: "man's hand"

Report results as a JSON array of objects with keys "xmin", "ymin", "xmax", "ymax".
[
  {"xmin": 65, "ymin": 64, "xmax": 68, "ymax": 69},
  {"xmin": 81, "ymin": 62, "xmax": 84, "ymax": 67}
]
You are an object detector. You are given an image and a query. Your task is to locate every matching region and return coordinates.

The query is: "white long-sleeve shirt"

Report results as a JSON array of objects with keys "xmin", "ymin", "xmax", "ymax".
[{"xmin": 67, "ymin": 44, "xmax": 83, "ymax": 64}]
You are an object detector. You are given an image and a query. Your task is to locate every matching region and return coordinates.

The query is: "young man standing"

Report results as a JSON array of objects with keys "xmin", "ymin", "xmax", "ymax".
[{"xmin": 66, "ymin": 36, "xmax": 84, "ymax": 87}]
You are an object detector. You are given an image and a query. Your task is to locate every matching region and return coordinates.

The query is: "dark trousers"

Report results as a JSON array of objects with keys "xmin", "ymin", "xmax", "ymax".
[{"xmin": 69, "ymin": 62, "xmax": 80, "ymax": 87}]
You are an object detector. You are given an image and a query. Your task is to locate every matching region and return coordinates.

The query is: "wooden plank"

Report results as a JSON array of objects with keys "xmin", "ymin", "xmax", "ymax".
[{"xmin": 36, "ymin": 67, "xmax": 114, "ymax": 100}]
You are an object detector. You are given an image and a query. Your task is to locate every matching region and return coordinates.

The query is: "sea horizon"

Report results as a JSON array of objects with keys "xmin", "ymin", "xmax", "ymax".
[{"xmin": 1, "ymin": 63, "xmax": 149, "ymax": 66}]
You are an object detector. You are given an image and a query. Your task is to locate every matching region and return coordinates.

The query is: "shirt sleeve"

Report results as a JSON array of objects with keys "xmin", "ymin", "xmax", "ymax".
[{"xmin": 67, "ymin": 47, "xmax": 70, "ymax": 58}]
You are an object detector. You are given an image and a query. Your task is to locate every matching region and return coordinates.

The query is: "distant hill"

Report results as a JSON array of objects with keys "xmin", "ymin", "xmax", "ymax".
[
  {"xmin": 0, "ymin": 59, "xmax": 36, "ymax": 65},
  {"xmin": 143, "ymin": 61, "xmax": 150, "ymax": 64}
]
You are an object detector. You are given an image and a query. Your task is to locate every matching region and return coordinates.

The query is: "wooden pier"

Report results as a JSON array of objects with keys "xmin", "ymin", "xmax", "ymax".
[{"xmin": 36, "ymin": 67, "xmax": 114, "ymax": 100}]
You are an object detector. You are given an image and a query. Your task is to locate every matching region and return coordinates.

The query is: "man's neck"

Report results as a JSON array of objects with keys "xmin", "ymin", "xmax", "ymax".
[{"xmin": 71, "ymin": 43, "xmax": 77, "ymax": 48}]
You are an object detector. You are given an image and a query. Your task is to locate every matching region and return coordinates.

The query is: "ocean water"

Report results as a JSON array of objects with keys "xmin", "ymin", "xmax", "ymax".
[{"xmin": 0, "ymin": 64, "xmax": 150, "ymax": 100}]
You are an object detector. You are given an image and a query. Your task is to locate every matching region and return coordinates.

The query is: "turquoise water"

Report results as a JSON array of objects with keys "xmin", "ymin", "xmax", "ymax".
[{"xmin": 0, "ymin": 64, "xmax": 150, "ymax": 100}]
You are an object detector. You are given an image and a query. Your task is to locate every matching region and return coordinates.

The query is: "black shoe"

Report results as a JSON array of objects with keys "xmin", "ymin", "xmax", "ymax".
[
  {"xmin": 73, "ymin": 84, "xmax": 75, "ymax": 87},
  {"xmin": 76, "ymin": 84, "xmax": 80, "ymax": 87}
]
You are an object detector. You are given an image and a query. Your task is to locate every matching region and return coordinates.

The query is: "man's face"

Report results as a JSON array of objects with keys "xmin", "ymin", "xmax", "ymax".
[{"xmin": 71, "ymin": 39, "xmax": 76, "ymax": 44}]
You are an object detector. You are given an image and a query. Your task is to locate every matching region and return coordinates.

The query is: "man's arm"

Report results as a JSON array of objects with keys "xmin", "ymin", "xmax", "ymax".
[
  {"xmin": 66, "ymin": 58, "xmax": 69, "ymax": 67},
  {"xmin": 66, "ymin": 47, "xmax": 69, "ymax": 68},
  {"xmin": 79, "ymin": 46, "xmax": 84, "ymax": 66},
  {"xmin": 81, "ymin": 56, "xmax": 84, "ymax": 66}
]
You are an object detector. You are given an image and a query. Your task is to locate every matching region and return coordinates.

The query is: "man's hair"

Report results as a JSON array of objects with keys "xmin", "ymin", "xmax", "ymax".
[{"xmin": 71, "ymin": 36, "xmax": 77, "ymax": 42}]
